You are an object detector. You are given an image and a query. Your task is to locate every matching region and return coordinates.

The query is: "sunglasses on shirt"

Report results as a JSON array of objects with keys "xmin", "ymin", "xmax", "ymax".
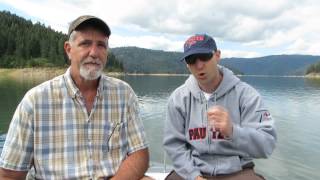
[{"xmin": 184, "ymin": 53, "xmax": 213, "ymax": 65}]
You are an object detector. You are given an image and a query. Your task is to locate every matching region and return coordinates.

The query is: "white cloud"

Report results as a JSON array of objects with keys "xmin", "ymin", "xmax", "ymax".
[
  {"xmin": 1, "ymin": 0, "xmax": 320, "ymax": 56},
  {"xmin": 110, "ymin": 34, "xmax": 183, "ymax": 52},
  {"xmin": 242, "ymin": 2, "xmax": 320, "ymax": 55},
  {"xmin": 222, "ymin": 49, "xmax": 261, "ymax": 58}
]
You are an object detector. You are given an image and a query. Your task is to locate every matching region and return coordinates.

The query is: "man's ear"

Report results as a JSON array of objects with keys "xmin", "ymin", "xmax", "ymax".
[
  {"xmin": 64, "ymin": 42, "xmax": 71, "ymax": 57},
  {"xmin": 63, "ymin": 42, "xmax": 72, "ymax": 65},
  {"xmin": 215, "ymin": 50, "xmax": 221, "ymax": 62}
]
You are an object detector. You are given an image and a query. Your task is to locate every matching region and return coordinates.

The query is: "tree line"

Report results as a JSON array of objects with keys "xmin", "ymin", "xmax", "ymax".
[
  {"xmin": 306, "ymin": 61, "xmax": 320, "ymax": 74},
  {"xmin": 0, "ymin": 11, "xmax": 123, "ymax": 71}
]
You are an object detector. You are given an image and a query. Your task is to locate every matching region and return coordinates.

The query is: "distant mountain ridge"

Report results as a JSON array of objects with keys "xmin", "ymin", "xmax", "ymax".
[
  {"xmin": 220, "ymin": 55, "xmax": 320, "ymax": 76},
  {"xmin": 111, "ymin": 46, "xmax": 320, "ymax": 75},
  {"xmin": 111, "ymin": 47, "xmax": 188, "ymax": 74}
]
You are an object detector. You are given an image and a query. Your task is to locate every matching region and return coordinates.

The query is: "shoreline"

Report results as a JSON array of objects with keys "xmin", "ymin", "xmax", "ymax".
[
  {"xmin": 305, "ymin": 73, "xmax": 320, "ymax": 79},
  {"xmin": 0, "ymin": 68, "xmax": 189, "ymax": 78},
  {"xmin": 1, "ymin": 68, "xmax": 320, "ymax": 78},
  {"xmin": 0, "ymin": 68, "xmax": 66, "ymax": 81}
]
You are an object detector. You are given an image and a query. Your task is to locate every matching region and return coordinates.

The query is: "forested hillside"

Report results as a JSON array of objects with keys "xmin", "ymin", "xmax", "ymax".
[
  {"xmin": 0, "ymin": 11, "xmax": 123, "ymax": 71},
  {"xmin": 111, "ymin": 47, "xmax": 243, "ymax": 74},
  {"xmin": 306, "ymin": 61, "xmax": 320, "ymax": 74},
  {"xmin": 111, "ymin": 47, "xmax": 188, "ymax": 74},
  {"xmin": 111, "ymin": 47, "xmax": 320, "ymax": 75},
  {"xmin": 220, "ymin": 55, "xmax": 320, "ymax": 76},
  {"xmin": 0, "ymin": 11, "xmax": 68, "ymax": 67}
]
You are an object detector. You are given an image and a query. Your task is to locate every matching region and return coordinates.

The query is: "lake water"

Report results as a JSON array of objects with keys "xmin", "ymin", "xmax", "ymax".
[{"xmin": 1, "ymin": 73, "xmax": 320, "ymax": 180}]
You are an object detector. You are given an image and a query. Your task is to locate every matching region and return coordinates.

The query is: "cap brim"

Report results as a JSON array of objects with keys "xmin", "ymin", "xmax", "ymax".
[
  {"xmin": 76, "ymin": 18, "xmax": 111, "ymax": 37},
  {"xmin": 180, "ymin": 48, "xmax": 213, "ymax": 61}
]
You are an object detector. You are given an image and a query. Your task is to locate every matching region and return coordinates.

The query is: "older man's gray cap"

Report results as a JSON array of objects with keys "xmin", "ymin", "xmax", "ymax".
[{"xmin": 68, "ymin": 15, "xmax": 111, "ymax": 37}]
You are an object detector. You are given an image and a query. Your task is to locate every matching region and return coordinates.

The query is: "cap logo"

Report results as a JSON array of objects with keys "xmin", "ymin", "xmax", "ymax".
[
  {"xmin": 180, "ymin": 34, "xmax": 216, "ymax": 61},
  {"xmin": 184, "ymin": 35, "xmax": 205, "ymax": 48}
]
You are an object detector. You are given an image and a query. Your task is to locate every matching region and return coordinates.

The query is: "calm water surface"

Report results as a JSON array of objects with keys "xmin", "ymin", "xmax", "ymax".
[{"xmin": 1, "ymin": 73, "xmax": 320, "ymax": 180}]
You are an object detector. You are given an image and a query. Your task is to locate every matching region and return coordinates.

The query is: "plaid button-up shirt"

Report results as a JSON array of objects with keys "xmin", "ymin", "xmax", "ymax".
[{"xmin": 0, "ymin": 69, "xmax": 148, "ymax": 179}]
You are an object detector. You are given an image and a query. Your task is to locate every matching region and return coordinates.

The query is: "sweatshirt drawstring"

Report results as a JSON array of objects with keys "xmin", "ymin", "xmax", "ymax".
[
  {"xmin": 214, "ymin": 92, "xmax": 217, "ymax": 105},
  {"xmin": 199, "ymin": 92, "xmax": 210, "ymax": 146},
  {"xmin": 213, "ymin": 92, "xmax": 219, "ymax": 139},
  {"xmin": 200, "ymin": 92, "xmax": 205, "ymax": 126}
]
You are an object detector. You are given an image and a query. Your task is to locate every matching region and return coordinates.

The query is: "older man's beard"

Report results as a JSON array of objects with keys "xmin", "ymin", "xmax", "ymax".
[{"xmin": 79, "ymin": 57, "xmax": 105, "ymax": 80}]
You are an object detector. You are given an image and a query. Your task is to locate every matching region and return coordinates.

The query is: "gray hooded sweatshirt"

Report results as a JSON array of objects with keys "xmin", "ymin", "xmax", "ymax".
[{"xmin": 163, "ymin": 66, "xmax": 277, "ymax": 180}]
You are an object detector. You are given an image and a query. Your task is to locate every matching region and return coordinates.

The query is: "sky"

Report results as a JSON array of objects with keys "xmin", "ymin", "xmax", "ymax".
[{"xmin": 1, "ymin": 0, "xmax": 320, "ymax": 58}]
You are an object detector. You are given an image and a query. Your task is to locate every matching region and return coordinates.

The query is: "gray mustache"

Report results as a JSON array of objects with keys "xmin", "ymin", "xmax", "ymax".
[{"xmin": 82, "ymin": 58, "xmax": 102, "ymax": 65}]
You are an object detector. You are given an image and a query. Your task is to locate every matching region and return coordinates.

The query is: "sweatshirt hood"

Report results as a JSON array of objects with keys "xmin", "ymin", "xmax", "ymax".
[{"xmin": 185, "ymin": 66, "xmax": 240, "ymax": 100}]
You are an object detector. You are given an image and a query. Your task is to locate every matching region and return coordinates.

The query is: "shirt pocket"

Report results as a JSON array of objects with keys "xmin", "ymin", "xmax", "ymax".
[{"xmin": 106, "ymin": 122, "xmax": 127, "ymax": 151}]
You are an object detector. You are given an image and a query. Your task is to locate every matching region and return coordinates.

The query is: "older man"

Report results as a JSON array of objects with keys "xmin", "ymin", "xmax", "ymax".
[{"xmin": 0, "ymin": 15, "xmax": 150, "ymax": 180}]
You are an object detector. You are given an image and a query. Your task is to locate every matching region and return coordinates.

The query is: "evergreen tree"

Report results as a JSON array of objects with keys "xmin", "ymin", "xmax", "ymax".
[
  {"xmin": 306, "ymin": 61, "xmax": 320, "ymax": 74},
  {"xmin": 0, "ymin": 10, "xmax": 123, "ymax": 71}
]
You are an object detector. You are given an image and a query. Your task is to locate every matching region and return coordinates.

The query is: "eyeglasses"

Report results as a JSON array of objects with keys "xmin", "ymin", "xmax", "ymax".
[{"xmin": 185, "ymin": 53, "xmax": 213, "ymax": 65}]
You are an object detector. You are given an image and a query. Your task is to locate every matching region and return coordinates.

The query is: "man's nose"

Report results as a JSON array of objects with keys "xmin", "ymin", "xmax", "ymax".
[
  {"xmin": 195, "ymin": 59, "xmax": 205, "ymax": 69},
  {"xmin": 89, "ymin": 45, "xmax": 99, "ymax": 58}
]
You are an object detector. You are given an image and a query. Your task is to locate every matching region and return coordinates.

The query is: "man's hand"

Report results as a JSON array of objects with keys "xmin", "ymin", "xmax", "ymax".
[
  {"xmin": 207, "ymin": 106, "xmax": 233, "ymax": 138},
  {"xmin": 195, "ymin": 175, "xmax": 207, "ymax": 180}
]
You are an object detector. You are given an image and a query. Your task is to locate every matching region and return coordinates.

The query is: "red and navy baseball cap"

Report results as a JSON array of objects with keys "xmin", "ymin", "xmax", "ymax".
[{"xmin": 180, "ymin": 34, "xmax": 217, "ymax": 61}]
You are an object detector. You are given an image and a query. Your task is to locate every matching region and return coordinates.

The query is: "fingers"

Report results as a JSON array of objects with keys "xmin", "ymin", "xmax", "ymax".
[
  {"xmin": 207, "ymin": 113, "xmax": 228, "ymax": 123},
  {"xmin": 207, "ymin": 106, "xmax": 233, "ymax": 137},
  {"xmin": 207, "ymin": 105, "xmax": 227, "ymax": 116},
  {"xmin": 215, "ymin": 118, "xmax": 233, "ymax": 137},
  {"xmin": 207, "ymin": 106, "xmax": 228, "ymax": 128}
]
